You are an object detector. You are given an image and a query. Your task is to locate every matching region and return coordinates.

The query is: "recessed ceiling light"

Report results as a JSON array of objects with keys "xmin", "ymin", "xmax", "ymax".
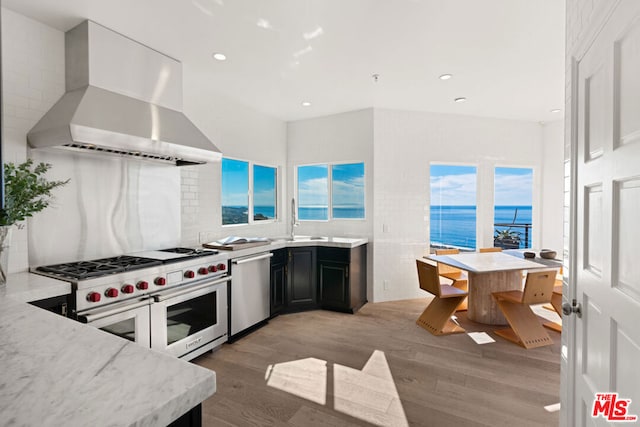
[
  {"xmin": 212, "ymin": 53, "xmax": 226, "ymax": 61},
  {"xmin": 302, "ymin": 101, "xmax": 311, "ymax": 107},
  {"xmin": 439, "ymin": 74, "xmax": 452, "ymax": 80},
  {"xmin": 454, "ymin": 97, "xmax": 467, "ymax": 103},
  {"xmin": 550, "ymin": 109, "xmax": 561, "ymax": 113}
]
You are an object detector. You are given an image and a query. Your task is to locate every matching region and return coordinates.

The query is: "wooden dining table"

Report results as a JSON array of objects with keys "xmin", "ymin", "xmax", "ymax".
[{"xmin": 424, "ymin": 252, "xmax": 554, "ymax": 325}]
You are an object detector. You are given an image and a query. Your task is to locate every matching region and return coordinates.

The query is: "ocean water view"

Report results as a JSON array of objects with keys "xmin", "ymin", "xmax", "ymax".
[
  {"xmin": 431, "ymin": 205, "xmax": 532, "ymax": 249},
  {"xmin": 222, "ymin": 205, "xmax": 364, "ymax": 223},
  {"xmin": 299, "ymin": 206, "xmax": 364, "ymax": 220}
]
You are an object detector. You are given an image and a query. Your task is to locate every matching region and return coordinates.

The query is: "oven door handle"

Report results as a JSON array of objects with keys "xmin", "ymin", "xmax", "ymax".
[
  {"xmin": 78, "ymin": 298, "xmax": 151, "ymax": 323},
  {"xmin": 153, "ymin": 276, "xmax": 229, "ymax": 302},
  {"xmin": 232, "ymin": 253, "xmax": 273, "ymax": 264}
]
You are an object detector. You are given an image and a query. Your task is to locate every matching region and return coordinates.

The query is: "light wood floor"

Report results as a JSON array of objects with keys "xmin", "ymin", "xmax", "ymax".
[{"xmin": 194, "ymin": 298, "xmax": 561, "ymax": 427}]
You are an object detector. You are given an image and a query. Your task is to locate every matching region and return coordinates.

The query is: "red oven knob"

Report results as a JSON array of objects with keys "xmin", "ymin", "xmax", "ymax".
[
  {"xmin": 155, "ymin": 277, "xmax": 166, "ymax": 286},
  {"xmin": 198, "ymin": 267, "xmax": 209, "ymax": 275},
  {"xmin": 208, "ymin": 265, "xmax": 218, "ymax": 273},
  {"xmin": 86, "ymin": 292, "xmax": 101, "ymax": 303},
  {"xmin": 217, "ymin": 263, "xmax": 226, "ymax": 271},
  {"xmin": 105, "ymin": 288, "xmax": 119, "ymax": 298},
  {"xmin": 184, "ymin": 270, "xmax": 195, "ymax": 278},
  {"xmin": 121, "ymin": 284, "xmax": 134, "ymax": 294},
  {"xmin": 137, "ymin": 281, "xmax": 149, "ymax": 290}
]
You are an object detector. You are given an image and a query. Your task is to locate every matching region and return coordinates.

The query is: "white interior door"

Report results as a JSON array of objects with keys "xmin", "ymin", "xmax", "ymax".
[{"xmin": 572, "ymin": 0, "xmax": 640, "ymax": 424}]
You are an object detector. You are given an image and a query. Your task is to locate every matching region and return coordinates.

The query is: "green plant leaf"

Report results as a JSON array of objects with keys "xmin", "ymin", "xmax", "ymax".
[{"xmin": 0, "ymin": 159, "xmax": 69, "ymax": 227}]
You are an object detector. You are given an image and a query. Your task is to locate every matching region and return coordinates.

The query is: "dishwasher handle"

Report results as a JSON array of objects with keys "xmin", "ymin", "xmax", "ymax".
[{"xmin": 232, "ymin": 253, "xmax": 274, "ymax": 265}]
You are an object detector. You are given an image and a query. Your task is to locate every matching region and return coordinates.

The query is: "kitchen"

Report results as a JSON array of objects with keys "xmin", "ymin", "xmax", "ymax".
[{"xmin": 2, "ymin": 1, "xmax": 636, "ymax": 426}]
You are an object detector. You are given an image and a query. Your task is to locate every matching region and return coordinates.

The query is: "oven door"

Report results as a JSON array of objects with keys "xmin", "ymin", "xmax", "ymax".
[
  {"xmin": 150, "ymin": 276, "xmax": 228, "ymax": 360},
  {"xmin": 77, "ymin": 298, "xmax": 151, "ymax": 347}
]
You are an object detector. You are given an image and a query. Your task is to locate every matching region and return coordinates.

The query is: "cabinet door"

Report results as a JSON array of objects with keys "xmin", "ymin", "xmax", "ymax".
[
  {"xmin": 319, "ymin": 261, "xmax": 349, "ymax": 310},
  {"xmin": 287, "ymin": 248, "xmax": 317, "ymax": 309},
  {"xmin": 270, "ymin": 262, "xmax": 286, "ymax": 316}
]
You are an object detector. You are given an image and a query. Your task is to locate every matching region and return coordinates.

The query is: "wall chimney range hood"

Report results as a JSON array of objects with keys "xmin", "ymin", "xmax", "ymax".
[{"xmin": 27, "ymin": 20, "xmax": 221, "ymax": 166}]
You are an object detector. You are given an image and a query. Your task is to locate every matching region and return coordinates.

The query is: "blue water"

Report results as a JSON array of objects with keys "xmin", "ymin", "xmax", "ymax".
[
  {"xmin": 298, "ymin": 207, "xmax": 364, "ymax": 220},
  {"xmin": 430, "ymin": 205, "xmax": 532, "ymax": 249},
  {"xmin": 254, "ymin": 205, "xmax": 275, "ymax": 219}
]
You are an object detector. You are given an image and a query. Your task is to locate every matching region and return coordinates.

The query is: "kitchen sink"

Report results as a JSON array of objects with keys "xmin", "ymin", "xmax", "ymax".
[{"xmin": 271, "ymin": 236, "xmax": 328, "ymax": 242}]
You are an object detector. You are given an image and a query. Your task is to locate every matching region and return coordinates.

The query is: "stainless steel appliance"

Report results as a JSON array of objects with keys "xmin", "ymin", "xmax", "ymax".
[
  {"xmin": 27, "ymin": 20, "xmax": 221, "ymax": 166},
  {"xmin": 33, "ymin": 248, "xmax": 229, "ymax": 360},
  {"xmin": 230, "ymin": 252, "xmax": 272, "ymax": 339}
]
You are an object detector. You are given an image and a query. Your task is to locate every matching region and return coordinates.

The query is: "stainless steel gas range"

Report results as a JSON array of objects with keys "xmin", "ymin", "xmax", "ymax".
[{"xmin": 33, "ymin": 248, "xmax": 230, "ymax": 361}]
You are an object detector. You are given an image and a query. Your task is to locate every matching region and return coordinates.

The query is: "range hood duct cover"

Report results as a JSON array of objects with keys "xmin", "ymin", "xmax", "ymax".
[{"xmin": 27, "ymin": 20, "xmax": 221, "ymax": 165}]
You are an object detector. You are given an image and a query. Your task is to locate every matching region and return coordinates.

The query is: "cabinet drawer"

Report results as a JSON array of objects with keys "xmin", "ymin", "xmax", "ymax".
[{"xmin": 318, "ymin": 247, "xmax": 350, "ymax": 263}]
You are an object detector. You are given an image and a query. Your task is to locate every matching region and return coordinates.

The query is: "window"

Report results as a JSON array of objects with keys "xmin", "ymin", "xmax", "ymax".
[
  {"xmin": 221, "ymin": 158, "xmax": 277, "ymax": 225},
  {"xmin": 332, "ymin": 163, "xmax": 365, "ymax": 219},
  {"xmin": 430, "ymin": 164, "xmax": 477, "ymax": 250},
  {"xmin": 253, "ymin": 164, "xmax": 276, "ymax": 221},
  {"xmin": 297, "ymin": 162, "xmax": 365, "ymax": 221},
  {"xmin": 494, "ymin": 167, "xmax": 533, "ymax": 249},
  {"xmin": 298, "ymin": 165, "xmax": 328, "ymax": 220},
  {"xmin": 221, "ymin": 158, "xmax": 249, "ymax": 225}
]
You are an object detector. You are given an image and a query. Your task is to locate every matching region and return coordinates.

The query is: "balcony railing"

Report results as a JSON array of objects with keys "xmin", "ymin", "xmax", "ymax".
[{"xmin": 494, "ymin": 223, "xmax": 532, "ymax": 249}]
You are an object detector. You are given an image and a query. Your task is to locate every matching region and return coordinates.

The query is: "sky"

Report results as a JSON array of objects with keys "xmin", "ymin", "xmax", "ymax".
[
  {"xmin": 297, "ymin": 163, "xmax": 365, "ymax": 208},
  {"xmin": 222, "ymin": 159, "xmax": 276, "ymax": 207},
  {"xmin": 494, "ymin": 167, "xmax": 533, "ymax": 206},
  {"xmin": 430, "ymin": 165, "xmax": 477, "ymax": 206},
  {"xmin": 430, "ymin": 164, "xmax": 533, "ymax": 206}
]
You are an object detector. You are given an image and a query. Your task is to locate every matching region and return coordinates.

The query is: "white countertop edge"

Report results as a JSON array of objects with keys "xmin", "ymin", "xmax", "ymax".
[
  {"xmin": 0, "ymin": 276, "xmax": 216, "ymax": 426},
  {"xmin": 209, "ymin": 237, "xmax": 368, "ymax": 260},
  {"xmin": 1, "ymin": 271, "xmax": 71, "ymax": 302}
]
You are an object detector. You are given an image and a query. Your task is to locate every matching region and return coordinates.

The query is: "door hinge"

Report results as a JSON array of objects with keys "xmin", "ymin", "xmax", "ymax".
[{"xmin": 562, "ymin": 298, "xmax": 582, "ymax": 318}]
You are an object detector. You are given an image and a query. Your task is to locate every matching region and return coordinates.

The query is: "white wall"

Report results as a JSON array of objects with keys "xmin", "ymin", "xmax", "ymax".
[
  {"xmin": 540, "ymin": 119, "xmax": 564, "ymax": 253},
  {"xmin": 180, "ymin": 69, "xmax": 288, "ymax": 246},
  {"xmin": 286, "ymin": 109, "xmax": 374, "ymax": 300},
  {"xmin": 287, "ymin": 109, "xmax": 374, "ymax": 239},
  {"xmin": 0, "ymin": 9, "xmax": 288, "ymax": 270},
  {"xmin": 285, "ymin": 108, "xmax": 565, "ymax": 303},
  {"xmin": 372, "ymin": 108, "xmax": 558, "ymax": 302},
  {"xmin": 1, "ymin": 8, "xmax": 65, "ymax": 272}
]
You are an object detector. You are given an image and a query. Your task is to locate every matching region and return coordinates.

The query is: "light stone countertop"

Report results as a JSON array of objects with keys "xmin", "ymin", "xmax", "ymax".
[
  {"xmin": 426, "ymin": 251, "xmax": 548, "ymax": 273},
  {"xmin": 0, "ymin": 273, "xmax": 216, "ymax": 426},
  {"xmin": 0, "ymin": 237, "xmax": 367, "ymax": 425},
  {"xmin": 208, "ymin": 236, "xmax": 369, "ymax": 261}
]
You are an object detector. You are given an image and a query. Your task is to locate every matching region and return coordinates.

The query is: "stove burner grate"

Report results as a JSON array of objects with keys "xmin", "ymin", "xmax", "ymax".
[{"xmin": 36, "ymin": 256, "xmax": 163, "ymax": 280}]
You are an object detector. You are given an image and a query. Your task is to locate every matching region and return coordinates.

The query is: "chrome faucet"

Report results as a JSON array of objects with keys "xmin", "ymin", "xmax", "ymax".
[{"xmin": 290, "ymin": 198, "xmax": 299, "ymax": 240}]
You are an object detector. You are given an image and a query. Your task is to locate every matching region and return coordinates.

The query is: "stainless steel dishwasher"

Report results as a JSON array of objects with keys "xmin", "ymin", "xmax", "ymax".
[{"xmin": 230, "ymin": 252, "xmax": 273, "ymax": 339}]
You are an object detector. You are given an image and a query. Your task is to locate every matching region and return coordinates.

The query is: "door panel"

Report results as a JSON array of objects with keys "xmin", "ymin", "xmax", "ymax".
[
  {"xmin": 582, "ymin": 297, "xmax": 608, "ymax": 391},
  {"xmin": 614, "ymin": 178, "xmax": 640, "ymax": 300},
  {"xmin": 573, "ymin": 1, "xmax": 640, "ymax": 424},
  {"xmin": 585, "ymin": 64, "xmax": 607, "ymax": 161},
  {"xmin": 613, "ymin": 324, "xmax": 640, "ymax": 400},
  {"xmin": 616, "ymin": 19, "xmax": 640, "ymax": 147},
  {"xmin": 584, "ymin": 184, "xmax": 604, "ymax": 275}
]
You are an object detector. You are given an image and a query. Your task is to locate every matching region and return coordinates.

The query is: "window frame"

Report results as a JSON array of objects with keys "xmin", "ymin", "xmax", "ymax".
[
  {"xmin": 429, "ymin": 162, "xmax": 479, "ymax": 250},
  {"xmin": 295, "ymin": 161, "xmax": 366, "ymax": 222},
  {"xmin": 221, "ymin": 156, "xmax": 278, "ymax": 227},
  {"xmin": 493, "ymin": 164, "xmax": 536, "ymax": 249}
]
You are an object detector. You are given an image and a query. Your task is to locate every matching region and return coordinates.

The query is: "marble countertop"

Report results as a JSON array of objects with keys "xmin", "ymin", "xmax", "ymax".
[
  {"xmin": 208, "ymin": 236, "xmax": 369, "ymax": 260},
  {"xmin": 426, "ymin": 252, "xmax": 549, "ymax": 273},
  {"xmin": 0, "ymin": 273, "xmax": 216, "ymax": 426}
]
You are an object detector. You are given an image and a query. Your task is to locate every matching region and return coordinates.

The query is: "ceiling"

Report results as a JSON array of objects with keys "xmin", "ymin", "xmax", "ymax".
[{"xmin": 2, "ymin": 0, "xmax": 565, "ymax": 123}]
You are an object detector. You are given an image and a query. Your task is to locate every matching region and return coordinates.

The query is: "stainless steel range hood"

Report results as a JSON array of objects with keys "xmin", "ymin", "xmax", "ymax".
[{"xmin": 27, "ymin": 21, "xmax": 221, "ymax": 166}]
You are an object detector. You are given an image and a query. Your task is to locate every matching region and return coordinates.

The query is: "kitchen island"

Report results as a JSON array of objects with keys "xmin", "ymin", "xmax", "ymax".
[{"xmin": 0, "ymin": 273, "xmax": 216, "ymax": 426}]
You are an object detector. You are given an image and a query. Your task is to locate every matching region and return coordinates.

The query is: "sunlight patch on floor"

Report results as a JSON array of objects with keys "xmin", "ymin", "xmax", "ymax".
[
  {"xmin": 265, "ymin": 357, "xmax": 327, "ymax": 405},
  {"xmin": 334, "ymin": 350, "xmax": 409, "ymax": 427},
  {"xmin": 532, "ymin": 304, "xmax": 562, "ymax": 324},
  {"xmin": 265, "ymin": 350, "xmax": 408, "ymax": 427}
]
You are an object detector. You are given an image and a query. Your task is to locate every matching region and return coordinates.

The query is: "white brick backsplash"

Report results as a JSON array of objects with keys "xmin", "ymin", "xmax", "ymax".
[{"xmin": 2, "ymin": 8, "xmax": 65, "ymax": 272}]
